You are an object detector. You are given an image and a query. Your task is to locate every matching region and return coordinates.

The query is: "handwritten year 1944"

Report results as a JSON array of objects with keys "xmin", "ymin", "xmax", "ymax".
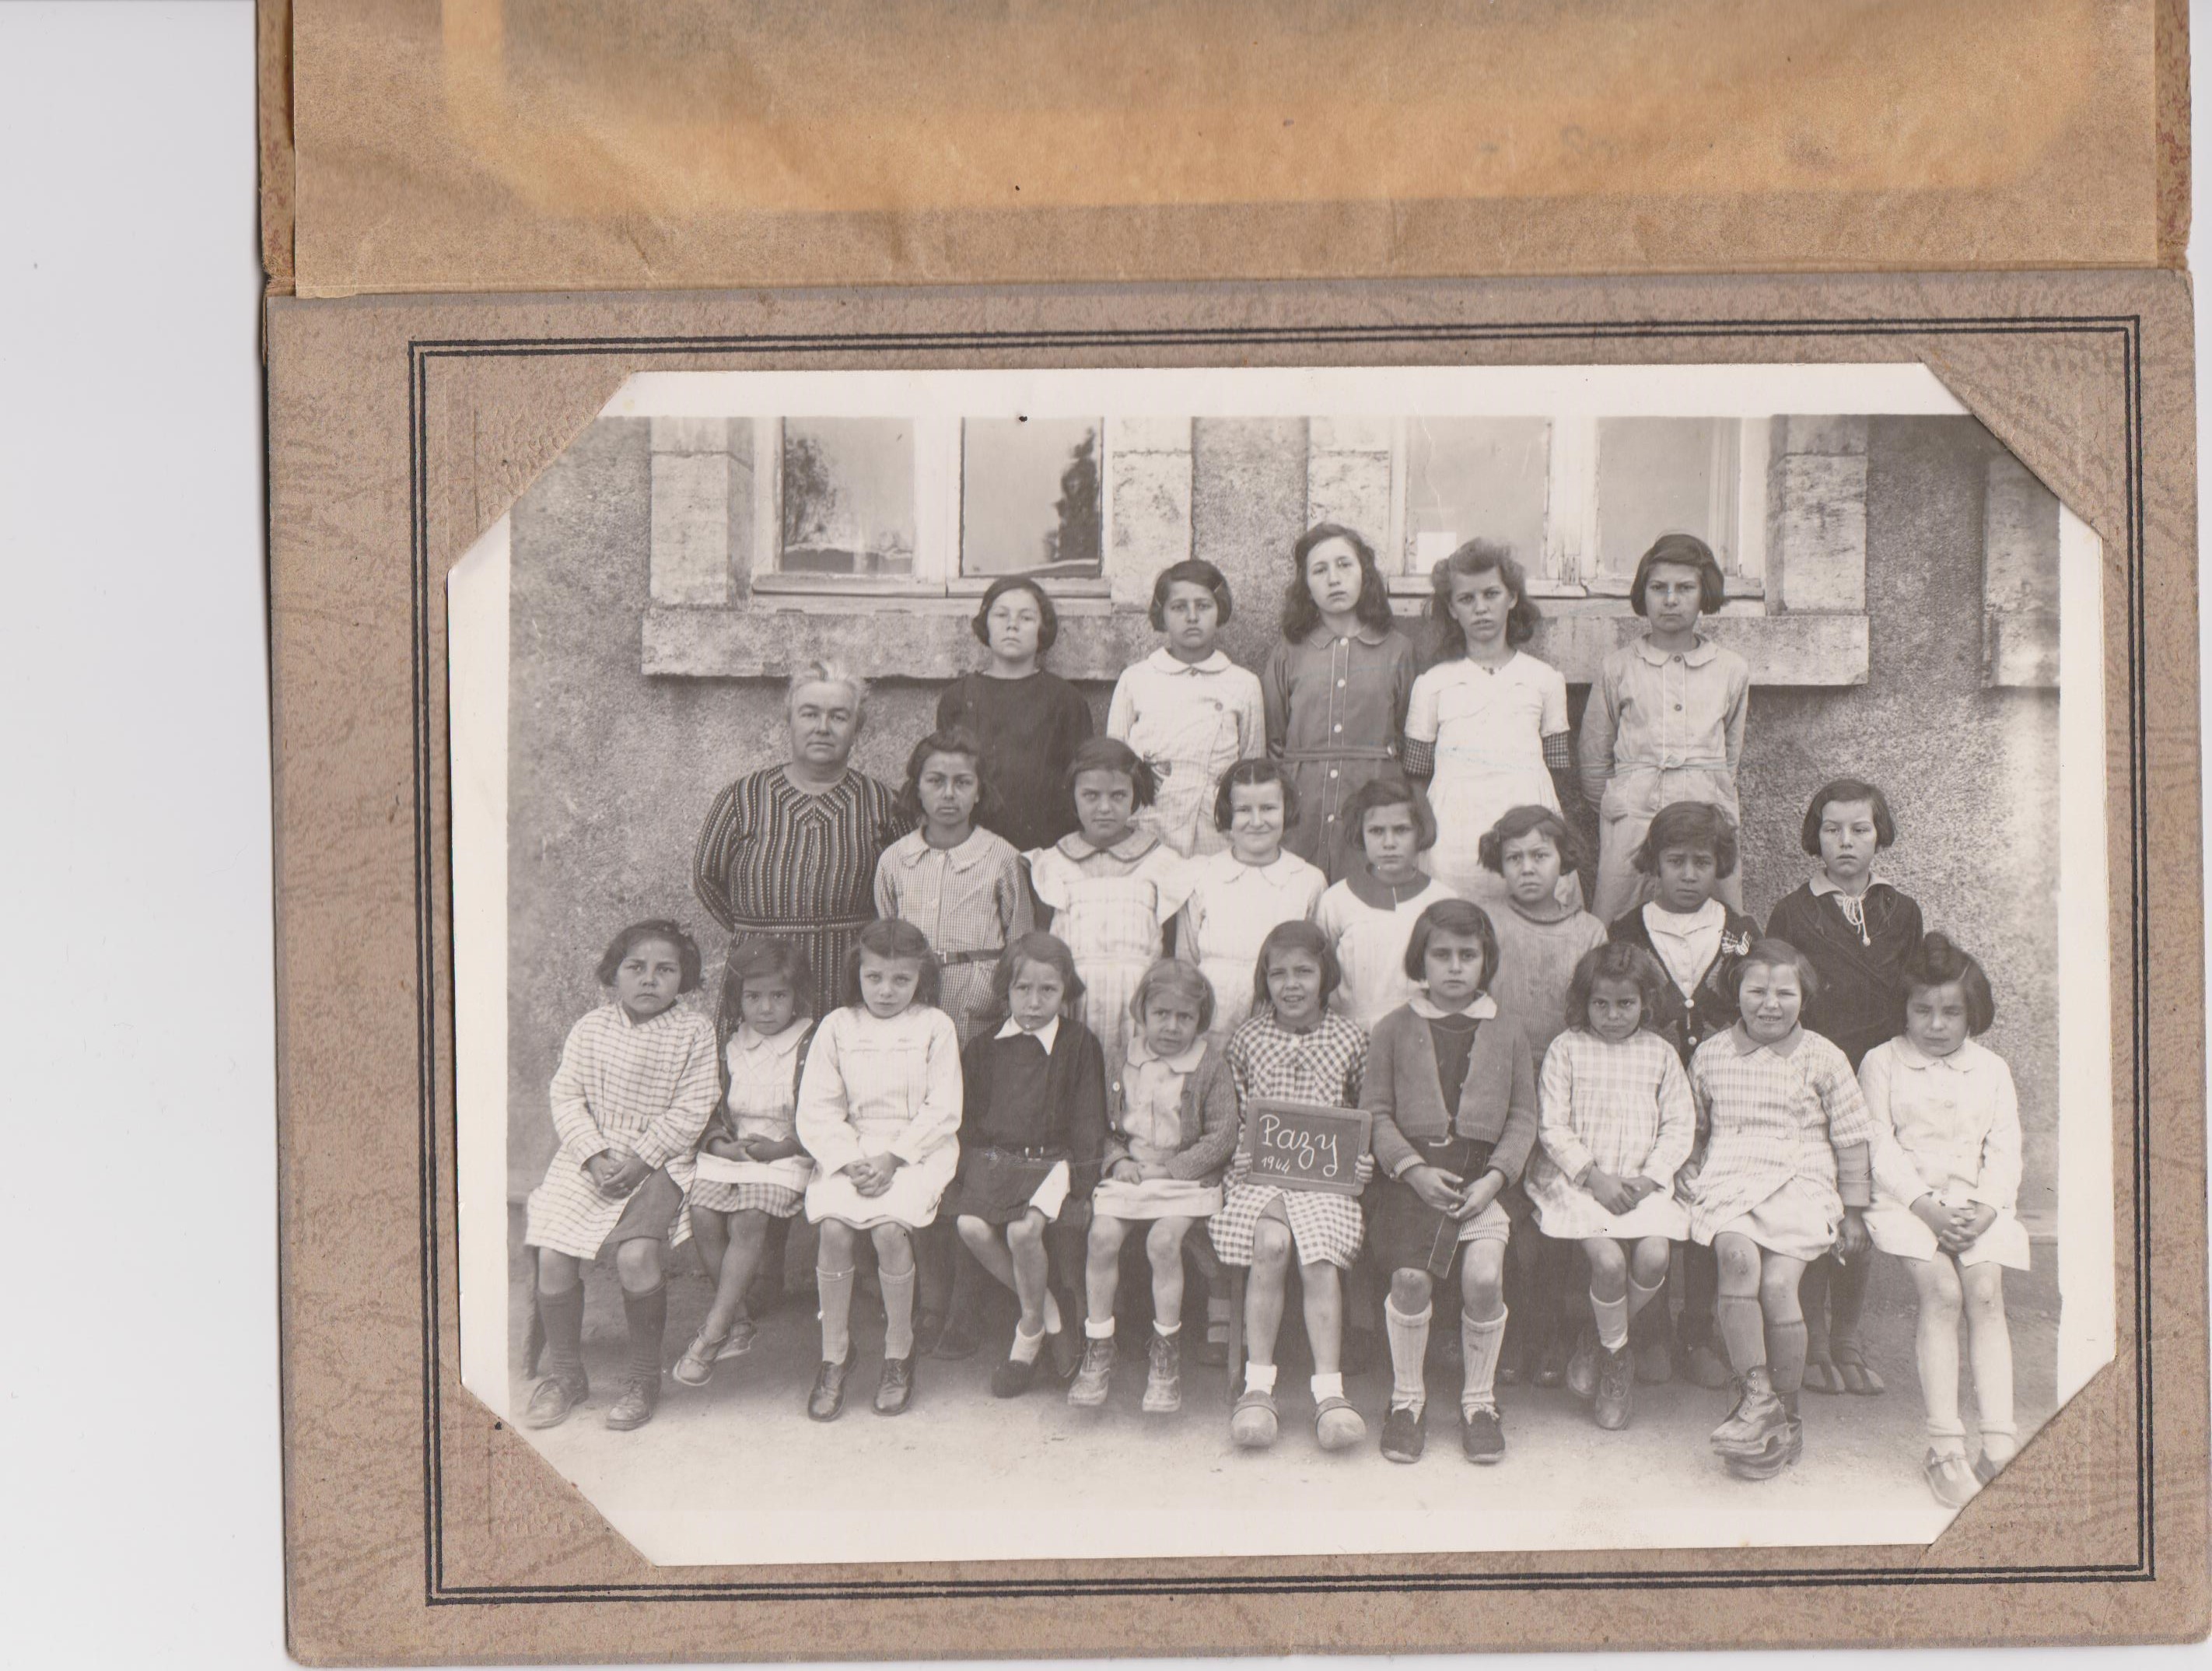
[{"xmin": 1254, "ymin": 1112, "xmax": 1341, "ymax": 1179}]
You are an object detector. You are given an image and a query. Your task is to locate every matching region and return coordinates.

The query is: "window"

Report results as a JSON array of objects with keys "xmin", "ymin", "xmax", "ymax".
[
  {"xmin": 772, "ymin": 419, "xmax": 917, "ymax": 578},
  {"xmin": 959, "ymin": 419, "xmax": 1104, "ymax": 579},
  {"xmin": 1398, "ymin": 419, "xmax": 1549, "ymax": 576}
]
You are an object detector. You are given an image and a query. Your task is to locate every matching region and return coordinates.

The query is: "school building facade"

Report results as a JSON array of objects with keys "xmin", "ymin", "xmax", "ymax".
[{"xmin": 506, "ymin": 411, "xmax": 2063, "ymax": 1233}]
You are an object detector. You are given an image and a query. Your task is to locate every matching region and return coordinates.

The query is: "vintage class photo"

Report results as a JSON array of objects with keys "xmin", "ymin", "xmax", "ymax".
[{"xmin": 448, "ymin": 363, "xmax": 2110, "ymax": 1565}]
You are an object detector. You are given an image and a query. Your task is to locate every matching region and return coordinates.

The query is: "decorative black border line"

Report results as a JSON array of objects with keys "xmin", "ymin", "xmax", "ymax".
[{"xmin": 405, "ymin": 314, "xmax": 2153, "ymax": 1606}]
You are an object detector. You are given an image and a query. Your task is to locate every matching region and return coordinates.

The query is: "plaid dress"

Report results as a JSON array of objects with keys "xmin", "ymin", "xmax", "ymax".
[
  {"xmin": 685, "ymin": 1020, "xmax": 814, "ymax": 1218},
  {"xmin": 1209, "ymin": 1009, "xmax": 1369, "ymax": 1269},
  {"xmin": 1684, "ymin": 1025, "xmax": 1876, "ymax": 1259},
  {"xmin": 1524, "ymin": 1028, "xmax": 1696, "ymax": 1241},
  {"xmin": 1027, "ymin": 829, "xmax": 1193, "ymax": 1062},
  {"xmin": 523, "ymin": 1001, "xmax": 722, "ymax": 1259},
  {"xmin": 873, "ymin": 826, "xmax": 1034, "ymax": 1046}
]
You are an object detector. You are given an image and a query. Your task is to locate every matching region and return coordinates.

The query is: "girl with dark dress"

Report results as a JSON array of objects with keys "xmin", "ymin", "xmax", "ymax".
[
  {"xmin": 1763, "ymin": 777, "xmax": 1925, "ymax": 1398},
  {"xmin": 937, "ymin": 576, "xmax": 1097, "ymax": 855}
]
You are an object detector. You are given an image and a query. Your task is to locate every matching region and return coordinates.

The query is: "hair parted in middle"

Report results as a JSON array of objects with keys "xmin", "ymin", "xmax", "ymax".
[
  {"xmin": 1250, "ymin": 919, "xmax": 1342, "ymax": 1012},
  {"xmin": 596, "ymin": 919, "xmax": 704, "ymax": 993},
  {"xmin": 1129, "ymin": 957, "xmax": 1216, "ymax": 1035},
  {"xmin": 1899, "ymin": 930, "xmax": 1997, "ymax": 1035},
  {"xmin": 1629, "ymin": 531, "xmax": 1727, "ymax": 618},
  {"xmin": 970, "ymin": 574, "xmax": 1061, "ymax": 656},
  {"xmin": 1478, "ymin": 803, "xmax": 1585, "ymax": 878},
  {"xmin": 1631, "ymin": 800, "xmax": 1741, "ymax": 879},
  {"xmin": 1564, "ymin": 941, "xmax": 1670, "ymax": 1035},
  {"xmin": 1148, "ymin": 559, "xmax": 1234, "ymax": 631},
  {"xmin": 1213, "ymin": 757, "xmax": 1301, "ymax": 833},
  {"xmin": 1401, "ymin": 897, "xmax": 1499, "ymax": 987},
  {"xmin": 1063, "ymin": 736, "xmax": 1159, "ymax": 809},
  {"xmin": 1732, "ymin": 936, "xmax": 1822, "ymax": 1005},
  {"xmin": 1280, "ymin": 521, "xmax": 1395, "ymax": 641},
  {"xmin": 895, "ymin": 726, "xmax": 996, "ymax": 824},
  {"xmin": 972, "ymin": 930, "xmax": 1087, "ymax": 1032},
  {"xmin": 840, "ymin": 917, "xmax": 943, "ymax": 1010},
  {"xmin": 1426, "ymin": 538, "xmax": 1540, "ymax": 659},
  {"xmin": 1343, "ymin": 772, "xmax": 1438, "ymax": 853},
  {"xmin": 1800, "ymin": 776, "xmax": 1899, "ymax": 857}
]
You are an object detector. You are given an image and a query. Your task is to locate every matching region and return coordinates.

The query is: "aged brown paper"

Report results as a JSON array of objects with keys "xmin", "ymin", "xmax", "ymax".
[
  {"xmin": 263, "ymin": 0, "xmax": 2187, "ymax": 297},
  {"xmin": 268, "ymin": 270, "xmax": 2203, "ymax": 1662}
]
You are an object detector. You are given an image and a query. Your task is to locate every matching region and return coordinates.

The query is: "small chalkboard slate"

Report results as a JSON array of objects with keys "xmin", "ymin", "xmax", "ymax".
[{"xmin": 1237, "ymin": 1098, "xmax": 1372, "ymax": 1196}]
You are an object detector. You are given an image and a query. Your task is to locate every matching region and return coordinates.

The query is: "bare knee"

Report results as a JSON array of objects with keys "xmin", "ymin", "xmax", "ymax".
[
  {"xmin": 1145, "ymin": 1218, "xmax": 1188, "ymax": 1266},
  {"xmin": 1962, "ymin": 1266, "xmax": 2007, "ymax": 1322},
  {"xmin": 1251, "ymin": 1218, "xmax": 1293, "ymax": 1270},
  {"xmin": 1390, "ymin": 1268, "xmax": 1433, "ymax": 1312},
  {"xmin": 1758, "ymin": 1263, "xmax": 1801, "ymax": 1313},
  {"xmin": 1461, "ymin": 1245, "xmax": 1506, "ymax": 1311},
  {"xmin": 871, "ymin": 1224, "xmax": 915, "ymax": 1274},
  {"xmin": 536, "ymin": 1249, "xmax": 580, "ymax": 1293},
  {"xmin": 956, "ymin": 1215, "xmax": 995, "ymax": 1255},
  {"xmin": 1631, "ymin": 1238, "xmax": 1672, "ymax": 1286},
  {"xmin": 728, "ymin": 1210, "xmax": 770, "ymax": 1250},
  {"xmin": 1716, "ymin": 1238, "xmax": 1761, "ymax": 1291},
  {"xmin": 817, "ymin": 1219, "xmax": 856, "ymax": 1265},
  {"xmin": 1088, "ymin": 1215, "xmax": 1128, "ymax": 1259},
  {"xmin": 614, "ymin": 1239, "xmax": 662, "ymax": 1290},
  {"xmin": 1584, "ymin": 1239, "xmax": 1628, "ymax": 1284}
]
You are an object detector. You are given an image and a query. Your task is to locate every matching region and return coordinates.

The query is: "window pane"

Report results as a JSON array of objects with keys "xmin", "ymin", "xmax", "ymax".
[
  {"xmin": 1401, "ymin": 418, "xmax": 1549, "ymax": 575},
  {"xmin": 1594, "ymin": 418, "xmax": 1734, "ymax": 577},
  {"xmin": 778, "ymin": 419, "xmax": 916, "ymax": 576},
  {"xmin": 960, "ymin": 419, "xmax": 1103, "ymax": 578}
]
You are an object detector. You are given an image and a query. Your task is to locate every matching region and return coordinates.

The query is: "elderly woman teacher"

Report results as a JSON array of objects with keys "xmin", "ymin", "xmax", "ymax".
[{"xmin": 693, "ymin": 660, "xmax": 908, "ymax": 1009}]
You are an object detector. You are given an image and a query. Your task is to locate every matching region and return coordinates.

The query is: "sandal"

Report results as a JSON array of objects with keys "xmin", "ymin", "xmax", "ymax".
[
  {"xmin": 672, "ymin": 1329, "xmax": 729, "ymax": 1387},
  {"xmin": 1800, "ymin": 1356, "xmax": 1846, "ymax": 1396},
  {"xmin": 1832, "ymin": 1343, "xmax": 1886, "ymax": 1396}
]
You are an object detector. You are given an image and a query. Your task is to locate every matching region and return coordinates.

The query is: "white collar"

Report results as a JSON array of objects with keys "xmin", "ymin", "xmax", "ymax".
[
  {"xmin": 1808, "ymin": 870, "xmax": 1880, "ymax": 900},
  {"xmin": 1409, "ymin": 993, "xmax": 1498, "ymax": 1021},
  {"xmin": 1125, "ymin": 1032, "xmax": 1208, "ymax": 1073},
  {"xmin": 1146, "ymin": 646, "xmax": 1233, "ymax": 675},
  {"xmin": 1634, "ymin": 635, "xmax": 1719, "ymax": 667},
  {"xmin": 996, "ymin": 1015, "xmax": 1061, "ymax": 1053},
  {"xmin": 1211, "ymin": 848, "xmax": 1314, "ymax": 888},
  {"xmin": 1891, "ymin": 1035, "xmax": 1979, "ymax": 1074},
  {"xmin": 1057, "ymin": 827, "xmax": 1162, "ymax": 864},
  {"xmin": 733, "ymin": 1019, "xmax": 807, "ymax": 1057},
  {"xmin": 891, "ymin": 825, "xmax": 995, "ymax": 871},
  {"xmin": 1643, "ymin": 898, "xmax": 1726, "ymax": 936}
]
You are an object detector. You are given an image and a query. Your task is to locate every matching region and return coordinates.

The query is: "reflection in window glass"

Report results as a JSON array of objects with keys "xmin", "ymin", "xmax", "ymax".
[
  {"xmin": 961, "ymin": 419, "xmax": 1104, "ymax": 577},
  {"xmin": 1595, "ymin": 418, "xmax": 1735, "ymax": 577},
  {"xmin": 1400, "ymin": 419, "xmax": 1550, "ymax": 576},
  {"xmin": 778, "ymin": 419, "xmax": 917, "ymax": 576}
]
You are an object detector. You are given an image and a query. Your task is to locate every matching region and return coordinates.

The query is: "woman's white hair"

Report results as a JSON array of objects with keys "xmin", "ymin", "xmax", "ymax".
[{"xmin": 785, "ymin": 658, "xmax": 870, "ymax": 724}]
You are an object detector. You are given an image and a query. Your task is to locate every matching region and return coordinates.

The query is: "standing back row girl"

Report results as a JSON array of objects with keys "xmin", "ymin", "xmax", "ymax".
[{"xmin": 937, "ymin": 576, "xmax": 1095, "ymax": 856}]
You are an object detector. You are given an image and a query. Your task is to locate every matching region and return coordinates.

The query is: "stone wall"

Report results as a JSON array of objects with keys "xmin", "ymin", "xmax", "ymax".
[{"xmin": 506, "ymin": 413, "xmax": 2061, "ymax": 1226}]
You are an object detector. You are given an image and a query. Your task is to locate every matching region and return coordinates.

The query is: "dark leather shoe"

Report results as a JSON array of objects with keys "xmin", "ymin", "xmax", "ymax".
[
  {"xmin": 604, "ymin": 1373, "xmax": 660, "ymax": 1431},
  {"xmin": 990, "ymin": 1352, "xmax": 1039, "ymax": 1399},
  {"xmin": 876, "ymin": 1354, "xmax": 915, "ymax": 1415},
  {"xmin": 807, "ymin": 1358, "xmax": 850, "ymax": 1422}
]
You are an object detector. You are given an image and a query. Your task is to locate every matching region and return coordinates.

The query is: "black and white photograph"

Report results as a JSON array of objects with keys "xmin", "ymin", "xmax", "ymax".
[{"xmin": 449, "ymin": 363, "xmax": 2112, "ymax": 1566}]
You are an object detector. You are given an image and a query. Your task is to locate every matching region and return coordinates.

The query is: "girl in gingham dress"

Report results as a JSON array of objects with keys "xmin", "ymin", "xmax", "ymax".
[
  {"xmin": 521, "ymin": 921, "xmax": 721, "ymax": 1437},
  {"xmin": 1524, "ymin": 942, "xmax": 1696, "ymax": 1433},
  {"xmin": 1027, "ymin": 737, "xmax": 1194, "ymax": 1063},
  {"xmin": 670, "ymin": 938, "xmax": 817, "ymax": 1390},
  {"xmin": 1213, "ymin": 920, "xmax": 1375, "ymax": 1453},
  {"xmin": 1685, "ymin": 939, "xmax": 1877, "ymax": 1480}
]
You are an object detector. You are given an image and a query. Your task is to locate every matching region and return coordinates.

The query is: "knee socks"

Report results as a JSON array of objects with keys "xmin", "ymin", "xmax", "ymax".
[
  {"xmin": 880, "ymin": 1264, "xmax": 917, "ymax": 1359},
  {"xmin": 1717, "ymin": 1293, "xmax": 1767, "ymax": 1375},
  {"xmin": 621, "ymin": 1283, "xmax": 667, "ymax": 1382},
  {"xmin": 537, "ymin": 1284, "xmax": 585, "ymax": 1380},
  {"xmin": 1461, "ymin": 1306, "xmax": 1507, "ymax": 1415},
  {"xmin": 1766, "ymin": 1316, "xmax": 1808, "ymax": 1402},
  {"xmin": 817, "ymin": 1264, "xmax": 856, "ymax": 1364},
  {"xmin": 1384, "ymin": 1299, "xmax": 1432, "ymax": 1414}
]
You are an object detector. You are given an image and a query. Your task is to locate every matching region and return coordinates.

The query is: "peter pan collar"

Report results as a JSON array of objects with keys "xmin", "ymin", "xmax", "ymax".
[
  {"xmin": 1730, "ymin": 1022, "xmax": 1808, "ymax": 1058},
  {"xmin": 890, "ymin": 826, "xmax": 993, "ymax": 872},
  {"xmin": 996, "ymin": 1014, "xmax": 1061, "ymax": 1053},
  {"xmin": 1342, "ymin": 862, "xmax": 1440, "ymax": 911},
  {"xmin": 1056, "ymin": 828, "xmax": 1163, "ymax": 864},
  {"xmin": 1891, "ymin": 1035, "xmax": 1978, "ymax": 1074},
  {"xmin": 1808, "ymin": 870, "xmax": 1881, "ymax": 900},
  {"xmin": 1146, "ymin": 647, "xmax": 1234, "ymax": 675},
  {"xmin": 1216, "ymin": 850, "xmax": 1316, "ymax": 890},
  {"xmin": 733, "ymin": 1019, "xmax": 808, "ymax": 1058},
  {"xmin": 1633, "ymin": 636, "xmax": 1719, "ymax": 668},
  {"xmin": 1125, "ymin": 1033, "xmax": 1207, "ymax": 1074},
  {"xmin": 1410, "ymin": 993, "xmax": 1498, "ymax": 1021}
]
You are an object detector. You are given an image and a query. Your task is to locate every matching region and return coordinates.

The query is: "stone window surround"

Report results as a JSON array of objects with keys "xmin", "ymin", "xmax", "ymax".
[{"xmin": 642, "ymin": 413, "xmax": 1894, "ymax": 688}]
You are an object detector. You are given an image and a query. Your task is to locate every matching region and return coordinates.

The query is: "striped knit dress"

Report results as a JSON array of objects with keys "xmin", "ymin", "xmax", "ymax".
[{"xmin": 693, "ymin": 765, "xmax": 908, "ymax": 1009}]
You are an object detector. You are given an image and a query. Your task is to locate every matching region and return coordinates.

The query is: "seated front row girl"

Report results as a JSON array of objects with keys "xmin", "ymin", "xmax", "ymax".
[
  {"xmin": 1212, "ymin": 920, "xmax": 1374, "ymax": 1454},
  {"xmin": 953, "ymin": 932, "xmax": 1107, "ymax": 1399},
  {"xmin": 796, "ymin": 920, "xmax": 963, "ymax": 1422},
  {"xmin": 1364, "ymin": 900, "xmax": 1538, "ymax": 1466}
]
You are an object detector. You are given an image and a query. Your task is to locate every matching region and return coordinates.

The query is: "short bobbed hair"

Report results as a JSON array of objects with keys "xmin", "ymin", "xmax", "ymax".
[
  {"xmin": 1900, "ymin": 931, "xmax": 1997, "ymax": 1035},
  {"xmin": 970, "ymin": 575, "xmax": 1061, "ymax": 656},
  {"xmin": 1800, "ymin": 777, "xmax": 1899, "ymax": 857},
  {"xmin": 1632, "ymin": 800, "xmax": 1740, "ymax": 880},
  {"xmin": 716, "ymin": 936, "xmax": 815, "ymax": 1031},
  {"xmin": 1250, "ymin": 920, "xmax": 1342, "ymax": 1013},
  {"xmin": 1149, "ymin": 559, "xmax": 1234, "ymax": 631},
  {"xmin": 1281, "ymin": 521, "xmax": 1394, "ymax": 642},
  {"xmin": 1565, "ymin": 941, "xmax": 1670, "ymax": 1036},
  {"xmin": 974, "ymin": 930, "xmax": 1087, "ymax": 1032},
  {"xmin": 1401, "ymin": 898, "xmax": 1499, "ymax": 989},
  {"xmin": 1129, "ymin": 958, "xmax": 1216, "ymax": 1035},
  {"xmin": 1344, "ymin": 773, "xmax": 1437, "ymax": 855},
  {"xmin": 1213, "ymin": 758, "xmax": 1301, "ymax": 833},
  {"xmin": 841, "ymin": 917, "xmax": 943, "ymax": 1010},
  {"xmin": 785, "ymin": 658, "xmax": 870, "ymax": 722},
  {"xmin": 1734, "ymin": 937, "xmax": 1822, "ymax": 1006},
  {"xmin": 1427, "ymin": 539, "xmax": 1540, "ymax": 658},
  {"xmin": 1064, "ymin": 736, "xmax": 1159, "ymax": 811},
  {"xmin": 1478, "ymin": 804, "xmax": 1585, "ymax": 878},
  {"xmin": 597, "ymin": 919, "xmax": 703, "ymax": 993},
  {"xmin": 896, "ymin": 727, "xmax": 996, "ymax": 824},
  {"xmin": 1629, "ymin": 532, "xmax": 1727, "ymax": 618}
]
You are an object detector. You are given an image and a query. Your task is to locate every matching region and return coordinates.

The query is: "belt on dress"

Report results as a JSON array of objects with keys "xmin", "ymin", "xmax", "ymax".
[
  {"xmin": 937, "ymin": 947, "xmax": 1004, "ymax": 968},
  {"xmin": 1283, "ymin": 745, "xmax": 1397, "ymax": 762},
  {"xmin": 723, "ymin": 912, "xmax": 872, "ymax": 934},
  {"xmin": 980, "ymin": 1144, "xmax": 1068, "ymax": 1161}
]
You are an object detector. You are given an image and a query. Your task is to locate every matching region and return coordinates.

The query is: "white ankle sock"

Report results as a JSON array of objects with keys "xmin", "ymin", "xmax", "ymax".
[
  {"xmin": 1244, "ymin": 1361, "xmax": 1278, "ymax": 1395},
  {"xmin": 1311, "ymin": 1371, "xmax": 1344, "ymax": 1403},
  {"xmin": 1010, "ymin": 1322, "xmax": 1044, "ymax": 1364},
  {"xmin": 1154, "ymin": 1320, "xmax": 1180, "ymax": 1337},
  {"xmin": 1085, "ymin": 1317, "xmax": 1116, "ymax": 1340}
]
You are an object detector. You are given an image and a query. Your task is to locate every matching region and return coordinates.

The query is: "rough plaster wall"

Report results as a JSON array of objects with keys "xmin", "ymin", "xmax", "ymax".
[{"xmin": 506, "ymin": 414, "xmax": 2060, "ymax": 1224}]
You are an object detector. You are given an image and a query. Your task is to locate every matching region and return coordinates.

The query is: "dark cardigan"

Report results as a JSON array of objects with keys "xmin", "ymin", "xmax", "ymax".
[
  {"xmin": 957, "ymin": 1019, "xmax": 1110, "ymax": 1197},
  {"xmin": 1607, "ymin": 903, "xmax": 1762, "ymax": 1067},
  {"xmin": 1764, "ymin": 881, "xmax": 1924, "ymax": 1070},
  {"xmin": 1362, "ymin": 1004, "xmax": 1540, "ymax": 1185},
  {"xmin": 1101, "ymin": 1040, "xmax": 1241, "ymax": 1184}
]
